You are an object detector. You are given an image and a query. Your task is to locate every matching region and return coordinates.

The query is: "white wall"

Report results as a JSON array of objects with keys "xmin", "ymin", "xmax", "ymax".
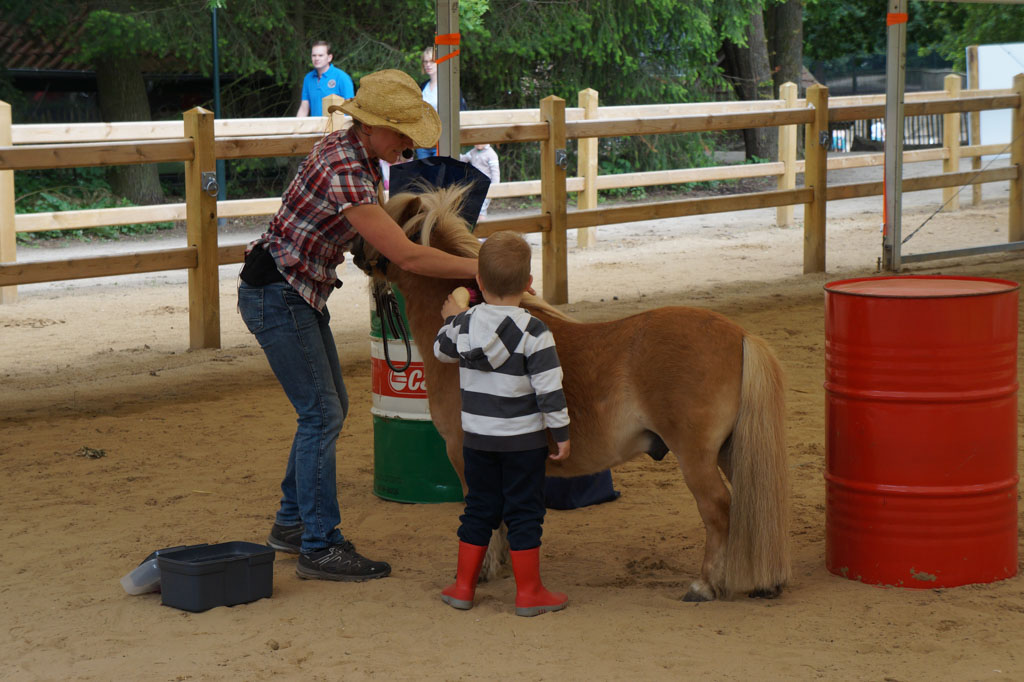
[{"xmin": 972, "ymin": 43, "xmax": 1024, "ymax": 159}]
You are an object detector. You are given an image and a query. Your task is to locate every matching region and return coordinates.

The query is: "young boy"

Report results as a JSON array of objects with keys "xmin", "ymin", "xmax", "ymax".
[{"xmin": 433, "ymin": 231, "xmax": 571, "ymax": 616}]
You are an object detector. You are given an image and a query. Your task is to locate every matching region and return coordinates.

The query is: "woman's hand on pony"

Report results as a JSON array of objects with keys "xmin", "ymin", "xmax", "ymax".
[{"xmin": 549, "ymin": 439, "xmax": 570, "ymax": 461}]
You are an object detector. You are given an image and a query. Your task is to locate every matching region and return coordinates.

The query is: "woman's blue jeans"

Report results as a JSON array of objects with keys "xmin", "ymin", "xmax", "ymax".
[{"xmin": 237, "ymin": 281, "xmax": 347, "ymax": 553}]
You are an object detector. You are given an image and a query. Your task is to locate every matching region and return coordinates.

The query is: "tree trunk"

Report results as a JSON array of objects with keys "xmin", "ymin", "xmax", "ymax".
[
  {"xmin": 722, "ymin": 10, "xmax": 777, "ymax": 161},
  {"xmin": 767, "ymin": 0, "xmax": 804, "ymax": 97},
  {"xmin": 284, "ymin": 4, "xmax": 307, "ymax": 180},
  {"xmin": 95, "ymin": 55, "xmax": 164, "ymax": 205},
  {"xmin": 290, "ymin": 2, "xmax": 307, "ymax": 115}
]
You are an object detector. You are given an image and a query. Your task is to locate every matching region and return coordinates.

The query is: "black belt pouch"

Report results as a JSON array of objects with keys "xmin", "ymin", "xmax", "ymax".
[{"xmin": 240, "ymin": 245, "xmax": 285, "ymax": 286}]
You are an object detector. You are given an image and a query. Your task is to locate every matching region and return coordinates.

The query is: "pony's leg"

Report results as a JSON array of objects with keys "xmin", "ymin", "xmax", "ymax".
[
  {"xmin": 675, "ymin": 450, "xmax": 731, "ymax": 602},
  {"xmin": 481, "ymin": 524, "xmax": 509, "ymax": 583},
  {"xmin": 444, "ymin": 439, "xmax": 466, "ymax": 488}
]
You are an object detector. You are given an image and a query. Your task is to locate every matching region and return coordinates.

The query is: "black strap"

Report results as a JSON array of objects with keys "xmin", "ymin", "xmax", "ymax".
[{"xmin": 372, "ymin": 281, "xmax": 413, "ymax": 373}]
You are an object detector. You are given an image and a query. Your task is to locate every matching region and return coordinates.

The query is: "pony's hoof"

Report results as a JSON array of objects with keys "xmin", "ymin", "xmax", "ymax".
[
  {"xmin": 748, "ymin": 584, "xmax": 783, "ymax": 599},
  {"xmin": 682, "ymin": 582, "xmax": 714, "ymax": 602},
  {"xmin": 682, "ymin": 591, "xmax": 711, "ymax": 603}
]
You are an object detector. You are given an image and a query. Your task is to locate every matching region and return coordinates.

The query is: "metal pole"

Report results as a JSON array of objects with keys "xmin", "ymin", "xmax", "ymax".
[
  {"xmin": 211, "ymin": 6, "xmax": 226, "ymax": 206},
  {"xmin": 436, "ymin": 0, "xmax": 460, "ymax": 158},
  {"xmin": 882, "ymin": 0, "xmax": 907, "ymax": 271}
]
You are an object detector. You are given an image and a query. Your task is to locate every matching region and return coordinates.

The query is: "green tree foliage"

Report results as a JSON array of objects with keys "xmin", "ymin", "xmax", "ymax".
[
  {"xmin": 914, "ymin": 3, "xmax": 1024, "ymax": 70},
  {"xmin": 5, "ymin": 0, "xmax": 773, "ymax": 111},
  {"xmin": 14, "ymin": 168, "xmax": 174, "ymax": 241},
  {"xmin": 804, "ymin": 0, "xmax": 888, "ymax": 61},
  {"xmin": 460, "ymin": 0, "xmax": 760, "ymax": 108},
  {"xmin": 6, "ymin": 0, "xmax": 304, "ymax": 87},
  {"xmin": 5, "ymin": 0, "xmax": 777, "ymax": 201},
  {"xmin": 803, "ymin": 0, "xmax": 1024, "ymax": 70},
  {"xmin": 803, "ymin": 0, "xmax": 942, "ymax": 61},
  {"xmin": 304, "ymin": 0, "xmax": 761, "ymax": 107},
  {"xmin": 448, "ymin": 0, "xmax": 766, "ymax": 183}
]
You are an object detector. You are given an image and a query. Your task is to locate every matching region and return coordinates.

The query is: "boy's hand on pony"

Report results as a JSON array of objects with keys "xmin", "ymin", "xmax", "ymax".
[
  {"xmin": 550, "ymin": 440, "xmax": 570, "ymax": 461},
  {"xmin": 441, "ymin": 287, "xmax": 471, "ymax": 319}
]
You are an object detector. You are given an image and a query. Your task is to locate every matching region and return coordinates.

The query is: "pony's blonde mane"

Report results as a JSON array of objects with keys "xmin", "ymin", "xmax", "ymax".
[
  {"xmin": 383, "ymin": 185, "xmax": 480, "ymax": 255},
  {"xmin": 380, "ymin": 185, "xmax": 572, "ymax": 321}
]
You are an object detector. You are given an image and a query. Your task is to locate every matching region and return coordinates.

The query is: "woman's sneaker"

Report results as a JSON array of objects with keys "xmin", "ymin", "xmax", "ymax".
[
  {"xmin": 296, "ymin": 541, "xmax": 391, "ymax": 581},
  {"xmin": 266, "ymin": 523, "xmax": 304, "ymax": 554}
]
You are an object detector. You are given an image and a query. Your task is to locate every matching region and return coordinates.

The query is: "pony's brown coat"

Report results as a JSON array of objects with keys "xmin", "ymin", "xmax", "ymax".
[{"xmin": 362, "ymin": 187, "xmax": 791, "ymax": 599}]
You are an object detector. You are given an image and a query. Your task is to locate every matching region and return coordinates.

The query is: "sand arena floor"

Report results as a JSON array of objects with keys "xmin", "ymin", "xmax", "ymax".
[{"xmin": 2, "ymin": 163, "xmax": 1023, "ymax": 680}]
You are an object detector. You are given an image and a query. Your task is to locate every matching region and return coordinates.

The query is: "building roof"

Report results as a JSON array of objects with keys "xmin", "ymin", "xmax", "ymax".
[{"xmin": 0, "ymin": 13, "xmax": 89, "ymax": 72}]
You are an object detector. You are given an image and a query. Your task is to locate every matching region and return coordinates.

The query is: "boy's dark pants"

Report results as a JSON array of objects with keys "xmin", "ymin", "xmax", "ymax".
[{"xmin": 458, "ymin": 445, "xmax": 548, "ymax": 551}]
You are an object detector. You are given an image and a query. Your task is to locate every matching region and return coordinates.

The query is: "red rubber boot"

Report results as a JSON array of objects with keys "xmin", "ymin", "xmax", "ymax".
[
  {"xmin": 510, "ymin": 547, "xmax": 568, "ymax": 617},
  {"xmin": 441, "ymin": 542, "xmax": 488, "ymax": 610}
]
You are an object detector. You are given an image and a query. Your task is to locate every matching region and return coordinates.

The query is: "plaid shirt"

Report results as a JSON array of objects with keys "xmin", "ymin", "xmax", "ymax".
[{"xmin": 249, "ymin": 127, "xmax": 380, "ymax": 311}]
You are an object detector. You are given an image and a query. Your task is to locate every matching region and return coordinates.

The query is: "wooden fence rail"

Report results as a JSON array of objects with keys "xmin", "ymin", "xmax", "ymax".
[
  {"xmin": 6, "ymin": 83, "xmax": 1015, "ymax": 239},
  {"xmin": 1, "ymin": 75, "xmax": 1022, "ymax": 348}
]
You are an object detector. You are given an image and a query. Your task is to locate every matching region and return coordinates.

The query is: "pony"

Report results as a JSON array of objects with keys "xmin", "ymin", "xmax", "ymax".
[{"xmin": 352, "ymin": 185, "xmax": 791, "ymax": 601}]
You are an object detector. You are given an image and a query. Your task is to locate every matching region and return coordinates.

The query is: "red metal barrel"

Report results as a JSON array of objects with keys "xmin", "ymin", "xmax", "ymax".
[{"xmin": 824, "ymin": 275, "xmax": 1019, "ymax": 588}]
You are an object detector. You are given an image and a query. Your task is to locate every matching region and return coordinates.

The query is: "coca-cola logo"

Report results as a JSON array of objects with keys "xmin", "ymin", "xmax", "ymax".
[
  {"xmin": 372, "ymin": 357, "xmax": 428, "ymax": 398},
  {"xmin": 388, "ymin": 367, "xmax": 427, "ymax": 394}
]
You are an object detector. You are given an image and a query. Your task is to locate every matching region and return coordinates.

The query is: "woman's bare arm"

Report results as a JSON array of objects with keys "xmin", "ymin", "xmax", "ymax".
[{"xmin": 345, "ymin": 204, "xmax": 476, "ymax": 279}]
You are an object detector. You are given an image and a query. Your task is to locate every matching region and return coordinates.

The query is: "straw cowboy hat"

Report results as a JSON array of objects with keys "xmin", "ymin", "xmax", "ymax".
[{"xmin": 338, "ymin": 69, "xmax": 441, "ymax": 149}]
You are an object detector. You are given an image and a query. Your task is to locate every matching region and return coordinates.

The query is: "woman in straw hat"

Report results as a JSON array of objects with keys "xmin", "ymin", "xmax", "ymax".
[{"xmin": 237, "ymin": 69, "xmax": 476, "ymax": 582}]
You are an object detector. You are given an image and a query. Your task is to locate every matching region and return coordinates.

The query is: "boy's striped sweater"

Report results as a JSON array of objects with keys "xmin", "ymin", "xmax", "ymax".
[{"xmin": 433, "ymin": 303, "xmax": 570, "ymax": 452}]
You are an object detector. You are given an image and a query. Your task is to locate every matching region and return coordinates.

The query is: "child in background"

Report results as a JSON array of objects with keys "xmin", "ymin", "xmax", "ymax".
[
  {"xmin": 433, "ymin": 231, "xmax": 570, "ymax": 616},
  {"xmin": 459, "ymin": 144, "xmax": 500, "ymax": 218}
]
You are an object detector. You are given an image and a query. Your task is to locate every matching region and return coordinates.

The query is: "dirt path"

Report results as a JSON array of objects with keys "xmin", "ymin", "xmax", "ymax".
[{"xmin": 2, "ymin": 161, "xmax": 1022, "ymax": 681}]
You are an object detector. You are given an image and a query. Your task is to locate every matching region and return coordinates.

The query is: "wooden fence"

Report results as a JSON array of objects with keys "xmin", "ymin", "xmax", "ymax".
[{"xmin": 1, "ymin": 74, "xmax": 1022, "ymax": 349}]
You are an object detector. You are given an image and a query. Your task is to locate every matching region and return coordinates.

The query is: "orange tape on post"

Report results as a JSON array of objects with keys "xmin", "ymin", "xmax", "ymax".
[
  {"xmin": 886, "ymin": 12, "xmax": 908, "ymax": 26},
  {"xmin": 434, "ymin": 33, "xmax": 461, "ymax": 64}
]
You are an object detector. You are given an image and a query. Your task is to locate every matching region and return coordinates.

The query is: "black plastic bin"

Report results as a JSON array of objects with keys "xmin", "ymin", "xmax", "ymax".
[{"xmin": 157, "ymin": 541, "xmax": 275, "ymax": 612}]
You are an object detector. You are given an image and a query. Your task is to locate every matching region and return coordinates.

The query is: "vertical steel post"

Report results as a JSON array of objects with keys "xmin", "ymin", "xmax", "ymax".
[
  {"xmin": 436, "ymin": 0, "xmax": 460, "ymax": 158},
  {"xmin": 882, "ymin": 0, "xmax": 908, "ymax": 271},
  {"xmin": 211, "ymin": 6, "xmax": 226, "ymax": 207}
]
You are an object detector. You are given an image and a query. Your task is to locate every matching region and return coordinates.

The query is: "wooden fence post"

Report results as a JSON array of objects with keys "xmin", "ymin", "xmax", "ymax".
[
  {"xmin": 0, "ymin": 101, "xmax": 16, "ymax": 303},
  {"xmin": 777, "ymin": 82, "xmax": 798, "ymax": 228},
  {"xmin": 540, "ymin": 95, "xmax": 568, "ymax": 304},
  {"xmin": 1009, "ymin": 74, "xmax": 1024, "ymax": 243},
  {"xmin": 804, "ymin": 84, "xmax": 829, "ymax": 274},
  {"xmin": 184, "ymin": 107, "xmax": 220, "ymax": 349},
  {"xmin": 968, "ymin": 45, "xmax": 982, "ymax": 206},
  {"xmin": 943, "ymin": 74, "xmax": 962, "ymax": 211},
  {"xmin": 577, "ymin": 88, "xmax": 599, "ymax": 247},
  {"xmin": 324, "ymin": 94, "xmax": 346, "ymax": 132}
]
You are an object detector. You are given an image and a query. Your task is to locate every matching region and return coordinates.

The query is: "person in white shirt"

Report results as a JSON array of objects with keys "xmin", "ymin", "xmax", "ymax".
[
  {"xmin": 417, "ymin": 46, "xmax": 439, "ymax": 159},
  {"xmin": 460, "ymin": 144, "xmax": 500, "ymax": 218}
]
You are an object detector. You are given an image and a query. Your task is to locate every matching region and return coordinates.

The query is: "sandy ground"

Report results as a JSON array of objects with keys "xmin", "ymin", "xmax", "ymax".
[{"xmin": 2, "ymin": 160, "xmax": 1024, "ymax": 681}]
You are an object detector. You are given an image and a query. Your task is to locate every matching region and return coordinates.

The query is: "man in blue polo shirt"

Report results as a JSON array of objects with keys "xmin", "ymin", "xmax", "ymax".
[{"xmin": 296, "ymin": 41, "xmax": 355, "ymax": 117}]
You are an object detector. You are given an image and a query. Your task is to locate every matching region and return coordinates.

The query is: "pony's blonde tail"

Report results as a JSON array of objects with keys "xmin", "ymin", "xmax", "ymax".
[{"xmin": 723, "ymin": 334, "xmax": 791, "ymax": 596}]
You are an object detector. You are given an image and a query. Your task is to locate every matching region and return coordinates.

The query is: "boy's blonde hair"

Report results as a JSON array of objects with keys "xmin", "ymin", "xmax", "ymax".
[{"xmin": 478, "ymin": 231, "xmax": 531, "ymax": 297}]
